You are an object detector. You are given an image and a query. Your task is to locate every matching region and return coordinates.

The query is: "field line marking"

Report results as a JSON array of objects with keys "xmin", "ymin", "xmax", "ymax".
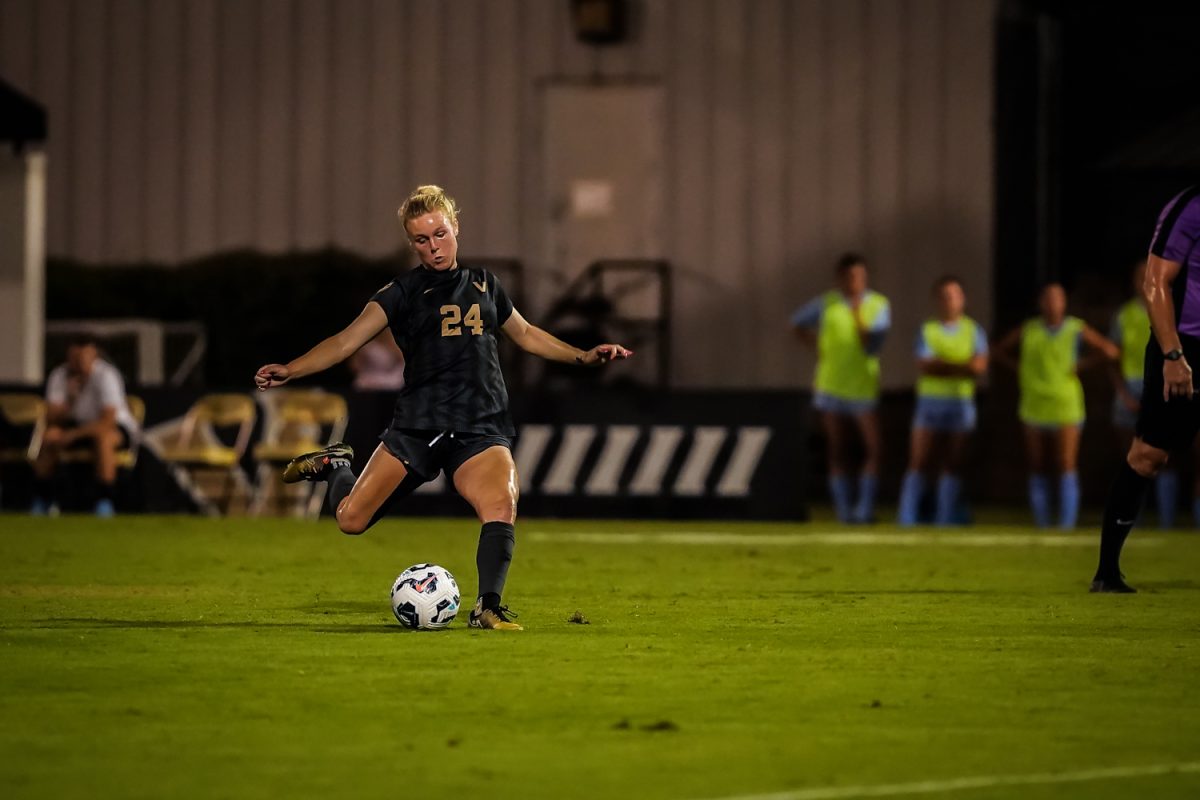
[
  {"xmin": 698, "ymin": 761, "xmax": 1200, "ymax": 800},
  {"xmin": 526, "ymin": 531, "xmax": 1162, "ymax": 548}
]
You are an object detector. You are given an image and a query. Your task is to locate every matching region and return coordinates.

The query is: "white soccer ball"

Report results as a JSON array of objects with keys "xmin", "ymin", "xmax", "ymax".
[{"xmin": 390, "ymin": 564, "xmax": 461, "ymax": 630}]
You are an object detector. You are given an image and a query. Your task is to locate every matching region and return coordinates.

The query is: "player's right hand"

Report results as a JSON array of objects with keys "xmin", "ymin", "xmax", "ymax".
[
  {"xmin": 1163, "ymin": 358, "xmax": 1194, "ymax": 401},
  {"xmin": 255, "ymin": 364, "xmax": 290, "ymax": 391}
]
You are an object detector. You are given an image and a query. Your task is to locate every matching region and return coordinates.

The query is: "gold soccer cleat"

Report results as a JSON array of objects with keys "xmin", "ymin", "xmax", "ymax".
[
  {"xmin": 468, "ymin": 599, "xmax": 523, "ymax": 630},
  {"xmin": 281, "ymin": 442, "xmax": 354, "ymax": 484}
]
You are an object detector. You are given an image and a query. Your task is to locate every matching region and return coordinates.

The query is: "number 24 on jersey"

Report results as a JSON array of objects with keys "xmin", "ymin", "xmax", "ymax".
[{"xmin": 440, "ymin": 304, "xmax": 483, "ymax": 337}]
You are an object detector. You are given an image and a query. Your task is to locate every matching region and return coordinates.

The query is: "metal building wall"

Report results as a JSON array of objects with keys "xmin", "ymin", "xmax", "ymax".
[{"xmin": 0, "ymin": 0, "xmax": 995, "ymax": 388}]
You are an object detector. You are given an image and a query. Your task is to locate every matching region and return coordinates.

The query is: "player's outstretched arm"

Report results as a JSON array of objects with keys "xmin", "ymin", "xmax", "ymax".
[
  {"xmin": 501, "ymin": 308, "xmax": 632, "ymax": 365},
  {"xmin": 255, "ymin": 303, "xmax": 389, "ymax": 391},
  {"xmin": 1080, "ymin": 325, "xmax": 1121, "ymax": 366}
]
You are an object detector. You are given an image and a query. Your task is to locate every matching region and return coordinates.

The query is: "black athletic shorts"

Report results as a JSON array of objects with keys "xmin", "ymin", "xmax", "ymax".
[
  {"xmin": 1135, "ymin": 334, "xmax": 1200, "ymax": 451},
  {"xmin": 379, "ymin": 426, "xmax": 512, "ymax": 483},
  {"xmin": 61, "ymin": 421, "xmax": 133, "ymax": 451}
]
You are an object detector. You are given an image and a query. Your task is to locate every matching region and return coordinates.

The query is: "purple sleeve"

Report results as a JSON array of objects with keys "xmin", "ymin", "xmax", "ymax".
[{"xmin": 1149, "ymin": 188, "xmax": 1200, "ymax": 262}]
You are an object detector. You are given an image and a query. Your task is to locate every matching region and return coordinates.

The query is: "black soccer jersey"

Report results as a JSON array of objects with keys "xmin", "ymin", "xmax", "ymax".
[{"xmin": 370, "ymin": 264, "xmax": 515, "ymax": 436}]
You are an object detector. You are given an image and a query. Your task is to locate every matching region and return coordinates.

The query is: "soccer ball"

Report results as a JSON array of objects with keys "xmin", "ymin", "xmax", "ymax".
[{"xmin": 390, "ymin": 564, "xmax": 461, "ymax": 630}]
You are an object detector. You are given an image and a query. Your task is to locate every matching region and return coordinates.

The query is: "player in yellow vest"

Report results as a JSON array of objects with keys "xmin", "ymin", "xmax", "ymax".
[
  {"xmin": 994, "ymin": 283, "xmax": 1119, "ymax": 528},
  {"xmin": 1108, "ymin": 260, "xmax": 1181, "ymax": 528},
  {"xmin": 897, "ymin": 276, "xmax": 988, "ymax": 526},
  {"xmin": 791, "ymin": 253, "xmax": 891, "ymax": 523}
]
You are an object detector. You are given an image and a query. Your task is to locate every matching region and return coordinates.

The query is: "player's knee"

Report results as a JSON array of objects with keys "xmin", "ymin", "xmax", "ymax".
[
  {"xmin": 1127, "ymin": 442, "xmax": 1168, "ymax": 478},
  {"xmin": 479, "ymin": 491, "xmax": 517, "ymax": 524},
  {"xmin": 336, "ymin": 508, "xmax": 369, "ymax": 536}
]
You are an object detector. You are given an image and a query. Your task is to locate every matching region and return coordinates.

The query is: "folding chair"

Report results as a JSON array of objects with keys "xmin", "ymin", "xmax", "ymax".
[
  {"xmin": 0, "ymin": 394, "xmax": 45, "ymax": 507},
  {"xmin": 251, "ymin": 390, "xmax": 349, "ymax": 518},
  {"xmin": 0, "ymin": 393, "xmax": 45, "ymax": 463},
  {"xmin": 159, "ymin": 394, "xmax": 257, "ymax": 515}
]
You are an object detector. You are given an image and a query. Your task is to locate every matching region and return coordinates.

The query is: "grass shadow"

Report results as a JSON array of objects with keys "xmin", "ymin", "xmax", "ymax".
[
  {"xmin": 25, "ymin": 618, "xmax": 411, "ymax": 634},
  {"xmin": 292, "ymin": 601, "xmax": 383, "ymax": 616},
  {"xmin": 1134, "ymin": 579, "xmax": 1200, "ymax": 592}
]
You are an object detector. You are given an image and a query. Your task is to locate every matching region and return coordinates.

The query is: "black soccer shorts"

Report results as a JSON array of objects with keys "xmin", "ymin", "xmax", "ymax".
[
  {"xmin": 379, "ymin": 426, "xmax": 512, "ymax": 483},
  {"xmin": 1135, "ymin": 335, "xmax": 1200, "ymax": 451}
]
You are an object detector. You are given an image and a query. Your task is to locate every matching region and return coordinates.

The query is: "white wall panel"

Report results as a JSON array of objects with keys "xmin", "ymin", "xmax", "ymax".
[{"xmin": 0, "ymin": 0, "xmax": 995, "ymax": 388}]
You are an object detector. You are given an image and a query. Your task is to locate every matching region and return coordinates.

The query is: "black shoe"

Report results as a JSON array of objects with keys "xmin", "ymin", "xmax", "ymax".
[
  {"xmin": 1090, "ymin": 574, "xmax": 1137, "ymax": 594},
  {"xmin": 281, "ymin": 442, "xmax": 353, "ymax": 484}
]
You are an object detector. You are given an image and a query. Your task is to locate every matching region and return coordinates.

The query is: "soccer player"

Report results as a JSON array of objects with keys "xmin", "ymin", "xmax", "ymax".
[
  {"xmin": 33, "ymin": 334, "xmax": 140, "ymax": 517},
  {"xmin": 897, "ymin": 276, "xmax": 988, "ymax": 526},
  {"xmin": 994, "ymin": 283, "xmax": 1118, "ymax": 529},
  {"xmin": 791, "ymin": 253, "xmax": 891, "ymax": 523},
  {"xmin": 1108, "ymin": 259, "xmax": 1179, "ymax": 528},
  {"xmin": 254, "ymin": 185, "xmax": 631, "ymax": 628},
  {"xmin": 1094, "ymin": 187, "xmax": 1200, "ymax": 593}
]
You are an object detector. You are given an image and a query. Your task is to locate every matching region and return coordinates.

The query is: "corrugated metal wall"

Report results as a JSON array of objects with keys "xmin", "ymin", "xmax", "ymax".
[{"xmin": 0, "ymin": 0, "xmax": 995, "ymax": 389}]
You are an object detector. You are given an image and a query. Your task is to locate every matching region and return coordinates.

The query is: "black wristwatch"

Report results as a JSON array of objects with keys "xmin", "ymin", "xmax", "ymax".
[{"xmin": 1164, "ymin": 348, "xmax": 1185, "ymax": 361}]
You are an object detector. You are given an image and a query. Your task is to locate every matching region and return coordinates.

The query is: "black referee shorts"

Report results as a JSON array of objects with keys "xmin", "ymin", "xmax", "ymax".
[
  {"xmin": 1135, "ymin": 335, "xmax": 1200, "ymax": 451},
  {"xmin": 379, "ymin": 426, "xmax": 512, "ymax": 483}
]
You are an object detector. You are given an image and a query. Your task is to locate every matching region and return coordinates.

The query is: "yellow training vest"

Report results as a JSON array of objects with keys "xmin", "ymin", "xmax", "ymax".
[
  {"xmin": 1018, "ymin": 316, "xmax": 1085, "ymax": 426},
  {"xmin": 815, "ymin": 290, "xmax": 890, "ymax": 402},
  {"xmin": 1115, "ymin": 299, "xmax": 1150, "ymax": 382},
  {"xmin": 916, "ymin": 317, "xmax": 982, "ymax": 401}
]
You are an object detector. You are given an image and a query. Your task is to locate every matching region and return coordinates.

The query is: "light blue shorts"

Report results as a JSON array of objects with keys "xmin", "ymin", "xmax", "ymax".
[
  {"xmin": 913, "ymin": 397, "xmax": 977, "ymax": 433},
  {"xmin": 813, "ymin": 392, "xmax": 878, "ymax": 415},
  {"xmin": 1111, "ymin": 379, "xmax": 1142, "ymax": 431}
]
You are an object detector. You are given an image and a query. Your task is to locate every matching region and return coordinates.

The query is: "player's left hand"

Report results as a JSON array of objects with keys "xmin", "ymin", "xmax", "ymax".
[{"xmin": 578, "ymin": 344, "xmax": 633, "ymax": 365}]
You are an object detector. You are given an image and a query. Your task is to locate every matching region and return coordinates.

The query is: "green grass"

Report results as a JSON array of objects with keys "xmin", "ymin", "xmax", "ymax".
[{"xmin": 1, "ymin": 514, "xmax": 1199, "ymax": 800}]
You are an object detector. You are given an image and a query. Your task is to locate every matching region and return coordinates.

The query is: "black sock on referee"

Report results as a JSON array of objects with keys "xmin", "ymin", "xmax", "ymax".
[
  {"xmin": 477, "ymin": 521, "xmax": 515, "ymax": 608},
  {"xmin": 1095, "ymin": 462, "xmax": 1150, "ymax": 580}
]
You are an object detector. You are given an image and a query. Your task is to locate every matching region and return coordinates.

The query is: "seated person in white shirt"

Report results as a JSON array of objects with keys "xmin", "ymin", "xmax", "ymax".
[{"xmin": 32, "ymin": 335, "xmax": 139, "ymax": 517}]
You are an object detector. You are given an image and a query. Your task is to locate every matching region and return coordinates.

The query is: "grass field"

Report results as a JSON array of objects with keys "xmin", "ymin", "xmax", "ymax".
[{"xmin": 2, "ymin": 514, "xmax": 1199, "ymax": 800}]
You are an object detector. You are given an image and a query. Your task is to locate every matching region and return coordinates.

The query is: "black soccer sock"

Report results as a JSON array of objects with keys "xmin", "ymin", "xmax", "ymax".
[
  {"xmin": 326, "ymin": 465, "xmax": 357, "ymax": 515},
  {"xmin": 1096, "ymin": 461, "xmax": 1151, "ymax": 581},
  {"xmin": 477, "ymin": 521, "xmax": 515, "ymax": 606},
  {"xmin": 98, "ymin": 481, "xmax": 115, "ymax": 502}
]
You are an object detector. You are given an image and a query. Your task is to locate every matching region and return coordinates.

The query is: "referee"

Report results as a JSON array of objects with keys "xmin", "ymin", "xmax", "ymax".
[{"xmin": 1093, "ymin": 186, "xmax": 1200, "ymax": 593}]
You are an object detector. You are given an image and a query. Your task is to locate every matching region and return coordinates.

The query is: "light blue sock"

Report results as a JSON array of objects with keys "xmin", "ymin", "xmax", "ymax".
[
  {"xmin": 1059, "ymin": 472, "xmax": 1080, "ymax": 530},
  {"xmin": 1155, "ymin": 470, "xmax": 1178, "ymax": 529},
  {"xmin": 829, "ymin": 474, "xmax": 853, "ymax": 523},
  {"xmin": 853, "ymin": 474, "xmax": 878, "ymax": 523},
  {"xmin": 897, "ymin": 471, "xmax": 925, "ymax": 526},
  {"xmin": 1029, "ymin": 475, "xmax": 1052, "ymax": 528},
  {"xmin": 935, "ymin": 475, "xmax": 962, "ymax": 526}
]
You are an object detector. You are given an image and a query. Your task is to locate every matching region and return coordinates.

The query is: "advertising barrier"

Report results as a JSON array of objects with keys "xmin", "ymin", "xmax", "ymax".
[{"xmin": 0, "ymin": 386, "xmax": 807, "ymax": 520}]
